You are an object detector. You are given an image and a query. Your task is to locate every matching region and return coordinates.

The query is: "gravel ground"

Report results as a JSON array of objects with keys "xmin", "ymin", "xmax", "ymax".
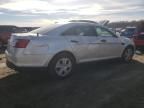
[{"xmin": 0, "ymin": 53, "xmax": 144, "ymax": 108}]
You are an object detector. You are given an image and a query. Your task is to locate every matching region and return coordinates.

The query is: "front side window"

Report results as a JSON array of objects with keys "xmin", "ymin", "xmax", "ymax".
[
  {"xmin": 96, "ymin": 27, "xmax": 114, "ymax": 37},
  {"xmin": 62, "ymin": 25, "xmax": 96, "ymax": 36}
]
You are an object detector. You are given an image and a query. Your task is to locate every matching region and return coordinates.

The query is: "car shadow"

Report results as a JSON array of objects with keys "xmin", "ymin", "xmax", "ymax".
[{"xmin": 0, "ymin": 59, "xmax": 144, "ymax": 108}]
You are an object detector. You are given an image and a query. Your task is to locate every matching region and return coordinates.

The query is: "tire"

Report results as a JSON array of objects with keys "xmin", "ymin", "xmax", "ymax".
[
  {"xmin": 49, "ymin": 53, "xmax": 76, "ymax": 79},
  {"xmin": 121, "ymin": 46, "xmax": 134, "ymax": 62}
]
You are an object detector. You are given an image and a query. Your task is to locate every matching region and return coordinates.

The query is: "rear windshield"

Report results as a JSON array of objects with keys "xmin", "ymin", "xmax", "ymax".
[{"xmin": 30, "ymin": 24, "xmax": 61, "ymax": 35}]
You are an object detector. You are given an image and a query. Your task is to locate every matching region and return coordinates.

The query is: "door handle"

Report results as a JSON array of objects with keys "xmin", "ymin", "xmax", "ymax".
[
  {"xmin": 70, "ymin": 40, "xmax": 79, "ymax": 43},
  {"xmin": 100, "ymin": 39, "xmax": 107, "ymax": 42}
]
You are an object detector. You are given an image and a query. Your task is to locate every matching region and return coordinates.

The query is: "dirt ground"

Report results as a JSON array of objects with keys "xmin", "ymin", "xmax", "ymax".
[{"xmin": 1, "ymin": 53, "xmax": 144, "ymax": 108}]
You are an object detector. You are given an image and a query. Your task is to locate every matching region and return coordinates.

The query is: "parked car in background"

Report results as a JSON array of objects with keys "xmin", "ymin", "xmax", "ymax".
[
  {"xmin": 133, "ymin": 21, "xmax": 144, "ymax": 51},
  {"xmin": 0, "ymin": 32, "xmax": 11, "ymax": 47},
  {"xmin": 133, "ymin": 32, "xmax": 144, "ymax": 52},
  {"xmin": 0, "ymin": 25, "xmax": 38, "ymax": 48},
  {"xmin": 120, "ymin": 27, "xmax": 137, "ymax": 38},
  {"xmin": 6, "ymin": 20, "xmax": 135, "ymax": 78},
  {"xmin": 0, "ymin": 26, "xmax": 17, "ymax": 47},
  {"xmin": 120, "ymin": 24, "xmax": 144, "ymax": 52}
]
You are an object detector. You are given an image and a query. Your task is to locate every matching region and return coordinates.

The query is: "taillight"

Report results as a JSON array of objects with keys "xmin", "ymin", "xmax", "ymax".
[{"xmin": 15, "ymin": 39, "xmax": 30, "ymax": 48}]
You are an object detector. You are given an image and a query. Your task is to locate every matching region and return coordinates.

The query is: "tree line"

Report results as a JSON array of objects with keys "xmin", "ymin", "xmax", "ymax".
[{"xmin": 108, "ymin": 20, "xmax": 144, "ymax": 31}]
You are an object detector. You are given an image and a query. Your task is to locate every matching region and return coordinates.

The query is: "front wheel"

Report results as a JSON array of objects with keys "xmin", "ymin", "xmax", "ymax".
[
  {"xmin": 49, "ymin": 53, "xmax": 75, "ymax": 79},
  {"xmin": 121, "ymin": 47, "xmax": 134, "ymax": 62}
]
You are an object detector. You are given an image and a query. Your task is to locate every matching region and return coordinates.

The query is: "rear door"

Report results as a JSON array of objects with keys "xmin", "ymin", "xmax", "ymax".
[{"xmin": 61, "ymin": 24, "xmax": 99, "ymax": 62}]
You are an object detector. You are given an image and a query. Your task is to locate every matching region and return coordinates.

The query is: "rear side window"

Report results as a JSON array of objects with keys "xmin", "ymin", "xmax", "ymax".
[
  {"xmin": 61, "ymin": 25, "xmax": 96, "ymax": 36},
  {"xmin": 31, "ymin": 24, "xmax": 62, "ymax": 35}
]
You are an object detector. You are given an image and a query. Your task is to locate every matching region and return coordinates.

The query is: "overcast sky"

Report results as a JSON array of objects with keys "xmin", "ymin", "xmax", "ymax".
[{"xmin": 0, "ymin": 0, "xmax": 143, "ymax": 26}]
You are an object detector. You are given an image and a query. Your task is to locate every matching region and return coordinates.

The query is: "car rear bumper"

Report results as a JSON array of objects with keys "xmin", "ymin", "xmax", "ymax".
[
  {"xmin": 6, "ymin": 59, "xmax": 49, "ymax": 74},
  {"xmin": 5, "ymin": 50, "xmax": 53, "ymax": 68}
]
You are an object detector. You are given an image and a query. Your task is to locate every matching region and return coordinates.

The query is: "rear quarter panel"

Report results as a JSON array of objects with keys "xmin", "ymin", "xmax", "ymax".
[{"xmin": 24, "ymin": 36, "xmax": 77, "ymax": 65}]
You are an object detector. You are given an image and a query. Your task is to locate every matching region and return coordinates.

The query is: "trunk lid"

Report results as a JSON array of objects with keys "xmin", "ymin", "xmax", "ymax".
[
  {"xmin": 7, "ymin": 33, "xmax": 49, "ymax": 55},
  {"xmin": 7, "ymin": 33, "xmax": 38, "ymax": 54}
]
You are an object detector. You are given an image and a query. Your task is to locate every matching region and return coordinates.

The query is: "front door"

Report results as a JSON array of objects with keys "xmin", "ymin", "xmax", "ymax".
[{"xmin": 95, "ymin": 26, "xmax": 124, "ymax": 58}]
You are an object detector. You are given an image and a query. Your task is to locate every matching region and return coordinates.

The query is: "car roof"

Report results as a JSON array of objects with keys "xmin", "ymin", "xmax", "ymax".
[
  {"xmin": 31, "ymin": 20, "xmax": 105, "ymax": 36},
  {"xmin": 69, "ymin": 20, "xmax": 98, "ymax": 24}
]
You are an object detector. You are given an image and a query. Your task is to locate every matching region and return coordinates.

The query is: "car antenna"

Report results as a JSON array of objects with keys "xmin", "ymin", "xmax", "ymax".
[{"xmin": 37, "ymin": 33, "xmax": 39, "ymax": 37}]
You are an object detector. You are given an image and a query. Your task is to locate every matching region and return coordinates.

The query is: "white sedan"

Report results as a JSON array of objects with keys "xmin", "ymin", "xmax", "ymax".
[{"xmin": 6, "ymin": 20, "xmax": 135, "ymax": 78}]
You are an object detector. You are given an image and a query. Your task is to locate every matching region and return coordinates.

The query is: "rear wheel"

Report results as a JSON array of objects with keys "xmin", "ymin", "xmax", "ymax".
[
  {"xmin": 49, "ymin": 53, "xmax": 75, "ymax": 79},
  {"xmin": 121, "ymin": 47, "xmax": 134, "ymax": 62}
]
